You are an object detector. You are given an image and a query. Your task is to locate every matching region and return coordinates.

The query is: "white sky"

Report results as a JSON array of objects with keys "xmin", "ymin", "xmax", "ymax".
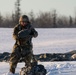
[{"xmin": 0, "ymin": 0, "xmax": 76, "ymax": 17}]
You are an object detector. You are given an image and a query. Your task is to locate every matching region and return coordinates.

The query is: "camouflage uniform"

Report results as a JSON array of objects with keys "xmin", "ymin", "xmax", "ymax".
[{"xmin": 9, "ymin": 23, "xmax": 38, "ymax": 74}]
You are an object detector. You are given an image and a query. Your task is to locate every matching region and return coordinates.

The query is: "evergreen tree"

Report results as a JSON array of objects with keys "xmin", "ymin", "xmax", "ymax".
[
  {"xmin": 14, "ymin": 0, "xmax": 21, "ymax": 24},
  {"xmin": 52, "ymin": 10, "xmax": 57, "ymax": 28}
]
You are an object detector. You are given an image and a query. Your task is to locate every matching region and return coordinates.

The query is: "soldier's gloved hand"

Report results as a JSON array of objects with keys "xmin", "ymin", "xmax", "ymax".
[
  {"xmin": 30, "ymin": 33, "xmax": 37, "ymax": 38},
  {"xmin": 30, "ymin": 29, "xmax": 38, "ymax": 38}
]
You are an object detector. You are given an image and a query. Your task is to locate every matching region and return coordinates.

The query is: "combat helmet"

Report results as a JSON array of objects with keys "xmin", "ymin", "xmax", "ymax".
[{"xmin": 19, "ymin": 15, "xmax": 29, "ymax": 23}]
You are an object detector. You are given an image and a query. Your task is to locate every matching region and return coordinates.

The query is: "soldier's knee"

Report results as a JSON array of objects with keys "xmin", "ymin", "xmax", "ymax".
[
  {"xmin": 10, "ymin": 53, "xmax": 20, "ymax": 66},
  {"xmin": 10, "ymin": 46, "xmax": 21, "ymax": 60}
]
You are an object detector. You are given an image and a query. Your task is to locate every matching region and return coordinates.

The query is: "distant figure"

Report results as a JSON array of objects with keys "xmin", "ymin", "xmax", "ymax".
[{"xmin": 9, "ymin": 15, "xmax": 38, "ymax": 74}]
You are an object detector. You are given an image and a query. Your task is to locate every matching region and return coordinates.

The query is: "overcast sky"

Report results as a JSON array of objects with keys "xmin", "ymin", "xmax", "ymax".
[{"xmin": 0, "ymin": 0, "xmax": 76, "ymax": 17}]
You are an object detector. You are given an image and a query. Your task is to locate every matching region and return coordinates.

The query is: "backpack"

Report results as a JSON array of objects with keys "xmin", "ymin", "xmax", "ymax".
[{"xmin": 20, "ymin": 64, "xmax": 47, "ymax": 75}]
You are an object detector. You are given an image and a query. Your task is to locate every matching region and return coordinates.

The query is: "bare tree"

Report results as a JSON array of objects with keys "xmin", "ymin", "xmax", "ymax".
[
  {"xmin": 57, "ymin": 15, "xmax": 69, "ymax": 28},
  {"xmin": 28, "ymin": 10, "xmax": 35, "ymax": 26},
  {"xmin": 35, "ymin": 11, "xmax": 52, "ymax": 28}
]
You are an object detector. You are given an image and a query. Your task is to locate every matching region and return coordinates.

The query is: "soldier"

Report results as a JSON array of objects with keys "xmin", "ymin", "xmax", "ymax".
[{"xmin": 9, "ymin": 15, "xmax": 38, "ymax": 74}]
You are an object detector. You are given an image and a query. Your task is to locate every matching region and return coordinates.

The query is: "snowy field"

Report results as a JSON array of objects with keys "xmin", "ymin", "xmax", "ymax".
[{"xmin": 0, "ymin": 28, "xmax": 76, "ymax": 75}]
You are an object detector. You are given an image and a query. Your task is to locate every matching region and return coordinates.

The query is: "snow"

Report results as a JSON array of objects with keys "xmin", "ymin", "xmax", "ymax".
[
  {"xmin": 0, "ymin": 28, "xmax": 76, "ymax": 75},
  {"xmin": 0, "ymin": 62, "xmax": 76, "ymax": 75}
]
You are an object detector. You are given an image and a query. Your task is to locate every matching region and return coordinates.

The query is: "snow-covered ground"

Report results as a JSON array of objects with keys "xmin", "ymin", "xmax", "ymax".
[
  {"xmin": 0, "ymin": 61, "xmax": 76, "ymax": 75},
  {"xmin": 0, "ymin": 28, "xmax": 76, "ymax": 75}
]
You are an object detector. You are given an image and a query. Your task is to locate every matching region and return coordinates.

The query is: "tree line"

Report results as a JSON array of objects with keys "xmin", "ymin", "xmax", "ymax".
[{"xmin": 0, "ymin": 0, "xmax": 76, "ymax": 28}]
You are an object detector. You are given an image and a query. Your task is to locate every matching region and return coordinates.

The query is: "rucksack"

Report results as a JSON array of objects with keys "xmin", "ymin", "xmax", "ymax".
[{"xmin": 20, "ymin": 64, "xmax": 47, "ymax": 75}]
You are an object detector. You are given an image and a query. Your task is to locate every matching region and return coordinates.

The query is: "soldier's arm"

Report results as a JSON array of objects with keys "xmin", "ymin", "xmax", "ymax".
[
  {"xmin": 13, "ymin": 25, "xmax": 19, "ymax": 40},
  {"xmin": 30, "ymin": 26, "xmax": 38, "ymax": 38}
]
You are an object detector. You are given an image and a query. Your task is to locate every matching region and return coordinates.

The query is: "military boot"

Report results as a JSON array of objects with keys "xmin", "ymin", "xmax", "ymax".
[{"xmin": 10, "ymin": 67, "xmax": 15, "ymax": 74}]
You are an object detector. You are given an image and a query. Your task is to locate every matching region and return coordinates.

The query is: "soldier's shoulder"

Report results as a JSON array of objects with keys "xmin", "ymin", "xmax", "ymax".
[
  {"xmin": 15, "ymin": 24, "xmax": 20, "ymax": 27},
  {"xmin": 14, "ymin": 24, "xmax": 21, "ymax": 28}
]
